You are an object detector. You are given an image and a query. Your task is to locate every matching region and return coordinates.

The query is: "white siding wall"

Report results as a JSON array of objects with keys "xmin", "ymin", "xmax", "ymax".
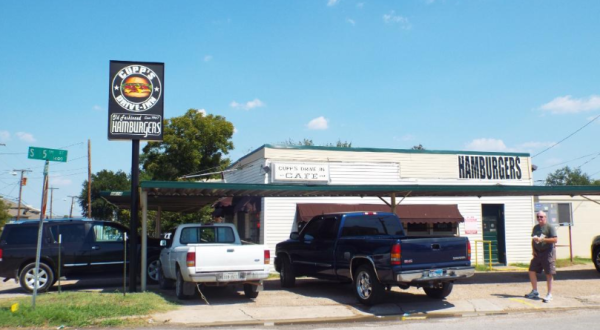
[
  {"xmin": 537, "ymin": 196, "xmax": 600, "ymax": 259},
  {"xmin": 224, "ymin": 158, "xmax": 268, "ymax": 184}
]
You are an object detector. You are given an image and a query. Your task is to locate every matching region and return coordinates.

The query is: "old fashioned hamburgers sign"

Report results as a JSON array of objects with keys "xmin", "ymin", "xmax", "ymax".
[{"xmin": 108, "ymin": 61, "xmax": 164, "ymax": 141}]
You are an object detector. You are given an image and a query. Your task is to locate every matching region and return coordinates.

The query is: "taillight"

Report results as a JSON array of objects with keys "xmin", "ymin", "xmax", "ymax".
[
  {"xmin": 467, "ymin": 241, "xmax": 471, "ymax": 261},
  {"xmin": 0, "ymin": 248, "xmax": 3, "ymax": 261},
  {"xmin": 391, "ymin": 243, "xmax": 401, "ymax": 265},
  {"xmin": 264, "ymin": 250, "xmax": 270, "ymax": 265},
  {"xmin": 186, "ymin": 252, "xmax": 195, "ymax": 267}
]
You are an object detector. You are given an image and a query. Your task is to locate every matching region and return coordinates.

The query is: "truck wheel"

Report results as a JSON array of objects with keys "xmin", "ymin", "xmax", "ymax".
[
  {"xmin": 158, "ymin": 264, "xmax": 175, "ymax": 290},
  {"xmin": 280, "ymin": 257, "xmax": 296, "ymax": 288},
  {"xmin": 244, "ymin": 283, "xmax": 259, "ymax": 299},
  {"xmin": 19, "ymin": 262, "xmax": 55, "ymax": 293},
  {"xmin": 423, "ymin": 282, "xmax": 453, "ymax": 299},
  {"xmin": 175, "ymin": 268, "xmax": 193, "ymax": 300},
  {"xmin": 594, "ymin": 248, "xmax": 600, "ymax": 273},
  {"xmin": 146, "ymin": 257, "xmax": 161, "ymax": 283},
  {"xmin": 353, "ymin": 265, "xmax": 384, "ymax": 306}
]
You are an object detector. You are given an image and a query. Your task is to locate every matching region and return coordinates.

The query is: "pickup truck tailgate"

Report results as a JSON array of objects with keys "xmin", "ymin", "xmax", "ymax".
[
  {"xmin": 400, "ymin": 237, "xmax": 469, "ymax": 270},
  {"xmin": 191, "ymin": 244, "xmax": 266, "ymax": 272}
]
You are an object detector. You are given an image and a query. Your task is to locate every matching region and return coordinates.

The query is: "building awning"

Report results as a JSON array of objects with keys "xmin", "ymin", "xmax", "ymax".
[{"xmin": 296, "ymin": 203, "xmax": 464, "ymax": 224}]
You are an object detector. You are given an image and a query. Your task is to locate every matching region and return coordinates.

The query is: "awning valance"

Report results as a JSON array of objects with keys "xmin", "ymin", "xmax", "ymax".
[{"xmin": 296, "ymin": 203, "xmax": 464, "ymax": 224}]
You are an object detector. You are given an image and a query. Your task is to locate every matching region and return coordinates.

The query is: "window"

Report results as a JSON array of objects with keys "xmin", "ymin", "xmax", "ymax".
[
  {"xmin": 3, "ymin": 226, "xmax": 38, "ymax": 245},
  {"xmin": 406, "ymin": 223, "xmax": 428, "ymax": 234},
  {"xmin": 319, "ymin": 217, "xmax": 340, "ymax": 240},
  {"xmin": 432, "ymin": 222, "xmax": 454, "ymax": 232},
  {"xmin": 301, "ymin": 217, "xmax": 324, "ymax": 240},
  {"xmin": 92, "ymin": 224, "xmax": 124, "ymax": 242},
  {"xmin": 341, "ymin": 215, "xmax": 404, "ymax": 237},
  {"xmin": 49, "ymin": 224, "xmax": 86, "ymax": 244},
  {"xmin": 180, "ymin": 226, "xmax": 235, "ymax": 244}
]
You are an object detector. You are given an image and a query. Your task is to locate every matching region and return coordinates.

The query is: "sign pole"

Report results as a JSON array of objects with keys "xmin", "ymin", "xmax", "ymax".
[
  {"xmin": 129, "ymin": 140, "xmax": 140, "ymax": 292},
  {"xmin": 32, "ymin": 160, "xmax": 49, "ymax": 309}
]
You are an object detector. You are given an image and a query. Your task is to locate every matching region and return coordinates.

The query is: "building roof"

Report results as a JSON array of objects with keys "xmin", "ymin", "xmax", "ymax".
[{"xmin": 101, "ymin": 181, "xmax": 600, "ymax": 212}]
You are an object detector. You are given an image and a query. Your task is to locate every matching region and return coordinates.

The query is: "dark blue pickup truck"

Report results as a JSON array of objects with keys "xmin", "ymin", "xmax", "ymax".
[{"xmin": 275, "ymin": 211, "xmax": 474, "ymax": 305}]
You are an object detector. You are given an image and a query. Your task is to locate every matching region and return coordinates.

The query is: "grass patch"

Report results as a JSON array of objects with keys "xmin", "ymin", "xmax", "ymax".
[
  {"xmin": 0, "ymin": 291, "xmax": 176, "ymax": 328},
  {"xmin": 508, "ymin": 263, "xmax": 529, "ymax": 268},
  {"xmin": 555, "ymin": 257, "xmax": 591, "ymax": 268}
]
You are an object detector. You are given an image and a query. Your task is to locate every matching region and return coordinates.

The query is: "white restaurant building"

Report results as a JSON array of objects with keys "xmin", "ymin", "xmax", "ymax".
[{"xmin": 220, "ymin": 144, "xmax": 553, "ymax": 266}]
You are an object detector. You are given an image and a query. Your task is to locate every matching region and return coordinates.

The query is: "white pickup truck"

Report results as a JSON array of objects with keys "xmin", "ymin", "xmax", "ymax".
[{"xmin": 158, "ymin": 223, "xmax": 270, "ymax": 300}]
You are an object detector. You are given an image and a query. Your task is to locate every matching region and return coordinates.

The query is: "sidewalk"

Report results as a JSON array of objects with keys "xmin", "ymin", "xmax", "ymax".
[{"xmin": 150, "ymin": 264, "xmax": 600, "ymax": 326}]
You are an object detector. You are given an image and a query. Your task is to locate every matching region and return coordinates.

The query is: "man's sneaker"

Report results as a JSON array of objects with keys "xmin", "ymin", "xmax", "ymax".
[
  {"xmin": 524, "ymin": 290, "xmax": 539, "ymax": 299},
  {"xmin": 543, "ymin": 294, "xmax": 553, "ymax": 303}
]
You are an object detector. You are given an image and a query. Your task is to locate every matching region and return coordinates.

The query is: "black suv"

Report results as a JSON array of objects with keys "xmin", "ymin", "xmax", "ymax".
[
  {"xmin": 0, "ymin": 219, "xmax": 162, "ymax": 293},
  {"xmin": 592, "ymin": 235, "xmax": 600, "ymax": 273}
]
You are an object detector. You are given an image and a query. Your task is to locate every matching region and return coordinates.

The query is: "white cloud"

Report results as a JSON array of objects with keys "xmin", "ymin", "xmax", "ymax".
[
  {"xmin": 327, "ymin": 0, "xmax": 339, "ymax": 6},
  {"xmin": 465, "ymin": 138, "xmax": 508, "ymax": 152},
  {"xmin": 196, "ymin": 108, "xmax": 207, "ymax": 116},
  {"xmin": 230, "ymin": 98, "xmax": 265, "ymax": 111},
  {"xmin": 401, "ymin": 134, "xmax": 415, "ymax": 141},
  {"xmin": 356, "ymin": 3, "xmax": 364, "ymax": 8},
  {"xmin": 383, "ymin": 11, "xmax": 411, "ymax": 29},
  {"xmin": 540, "ymin": 95, "xmax": 600, "ymax": 114},
  {"xmin": 233, "ymin": 127, "xmax": 238, "ymax": 134},
  {"xmin": 346, "ymin": 18, "xmax": 356, "ymax": 26},
  {"xmin": 307, "ymin": 116, "xmax": 329, "ymax": 130},
  {"xmin": 16, "ymin": 132, "xmax": 35, "ymax": 143},
  {"xmin": 204, "ymin": 55, "xmax": 213, "ymax": 62},
  {"xmin": 92, "ymin": 105, "xmax": 102, "ymax": 111},
  {"xmin": 0, "ymin": 130, "xmax": 9, "ymax": 143},
  {"xmin": 515, "ymin": 141, "xmax": 555, "ymax": 150},
  {"xmin": 50, "ymin": 176, "xmax": 72, "ymax": 186}
]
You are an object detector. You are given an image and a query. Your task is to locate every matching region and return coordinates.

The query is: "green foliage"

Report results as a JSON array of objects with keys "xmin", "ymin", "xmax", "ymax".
[
  {"xmin": 545, "ymin": 166, "xmax": 599, "ymax": 186},
  {"xmin": 411, "ymin": 144, "xmax": 425, "ymax": 150},
  {"xmin": 79, "ymin": 170, "xmax": 130, "ymax": 222},
  {"xmin": 0, "ymin": 291, "xmax": 175, "ymax": 328},
  {"xmin": 280, "ymin": 138, "xmax": 352, "ymax": 148},
  {"xmin": 141, "ymin": 109, "xmax": 234, "ymax": 181},
  {"xmin": 0, "ymin": 198, "xmax": 10, "ymax": 229}
]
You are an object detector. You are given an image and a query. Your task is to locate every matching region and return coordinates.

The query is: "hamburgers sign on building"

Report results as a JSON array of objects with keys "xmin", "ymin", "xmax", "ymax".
[{"xmin": 108, "ymin": 61, "xmax": 164, "ymax": 141}]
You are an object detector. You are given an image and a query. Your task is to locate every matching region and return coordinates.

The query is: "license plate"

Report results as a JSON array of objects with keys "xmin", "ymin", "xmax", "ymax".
[
  {"xmin": 428, "ymin": 269, "xmax": 444, "ymax": 277},
  {"xmin": 220, "ymin": 272, "xmax": 241, "ymax": 281}
]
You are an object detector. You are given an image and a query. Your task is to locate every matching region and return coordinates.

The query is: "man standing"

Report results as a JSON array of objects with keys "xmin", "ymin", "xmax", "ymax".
[{"xmin": 525, "ymin": 211, "xmax": 558, "ymax": 302}]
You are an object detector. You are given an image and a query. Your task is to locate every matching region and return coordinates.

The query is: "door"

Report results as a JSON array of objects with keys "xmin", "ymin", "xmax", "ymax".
[
  {"xmin": 292, "ymin": 216, "xmax": 325, "ymax": 276},
  {"xmin": 481, "ymin": 204, "xmax": 506, "ymax": 265},
  {"xmin": 49, "ymin": 223, "xmax": 89, "ymax": 275},
  {"xmin": 88, "ymin": 223, "xmax": 127, "ymax": 274}
]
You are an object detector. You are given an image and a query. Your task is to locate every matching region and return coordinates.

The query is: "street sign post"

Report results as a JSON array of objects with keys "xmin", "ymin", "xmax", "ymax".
[
  {"xmin": 28, "ymin": 147, "xmax": 68, "ymax": 162},
  {"xmin": 28, "ymin": 146, "xmax": 68, "ymax": 309}
]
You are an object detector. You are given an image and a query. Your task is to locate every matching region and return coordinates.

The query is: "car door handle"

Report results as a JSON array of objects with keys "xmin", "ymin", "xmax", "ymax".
[{"xmin": 92, "ymin": 246, "xmax": 101, "ymax": 250}]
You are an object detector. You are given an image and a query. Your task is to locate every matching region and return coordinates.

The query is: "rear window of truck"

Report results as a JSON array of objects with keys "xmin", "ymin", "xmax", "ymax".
[
  {"xmin": 180, "ymin": 226, "xmax": 235, "ymax": 244},
  {"xmin": 2, "ymin": 226, "xmax": 38, "ymax": 245},
  {"xmin": 341, "ymin": 215, "xmax": 404, "ymax": 237}
]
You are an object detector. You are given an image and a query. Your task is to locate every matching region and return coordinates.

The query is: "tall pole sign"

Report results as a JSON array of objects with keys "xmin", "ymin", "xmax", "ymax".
[{"xmin": 108, "ymin": 60, "xmax": 164, "ymax": 292}]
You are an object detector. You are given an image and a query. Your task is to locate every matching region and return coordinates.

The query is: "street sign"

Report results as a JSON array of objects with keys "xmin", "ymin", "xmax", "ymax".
[{"xmin": 28, "ymin": 147, "xmax": 68, "ymax": 162}]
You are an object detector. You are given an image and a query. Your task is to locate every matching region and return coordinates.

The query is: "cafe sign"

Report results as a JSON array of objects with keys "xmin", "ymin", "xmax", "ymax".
[{"xmin": 272, "ymin": 162, "xmax": 330, "ymax": 183}]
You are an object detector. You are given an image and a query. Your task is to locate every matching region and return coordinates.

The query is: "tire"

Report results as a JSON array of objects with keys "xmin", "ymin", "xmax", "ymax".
[
  {"xmin": 175, "ymin": 267, "xmax": 193, "ymax": 300},
  {"xmin": 146, "ymin": 257, "xmax": 161, "ymax": 284},
  {"xmin": 593, "ymin": 248, "xmax": 600, "ymax": 273},
  {"xmin": 158, "ymin": 263, "xmax": 175, "ymax": 290},
  {"xmin": 19, "ymin": 262, "xmax": 55, "ymax": 293},
  {"xmin": 279, "ymin": 257, "xmax": 296, "ymax": 288},
  {"xmin": 353, "ymin": 265, "xmax": 384, "ymax": 306},
  {"xmin": 244, "ymin": 283, "xmax": 259, "ymax": 299},
  {"xmin": 423, "ymin": 282, "xmax": 454, "ymax": 299}
]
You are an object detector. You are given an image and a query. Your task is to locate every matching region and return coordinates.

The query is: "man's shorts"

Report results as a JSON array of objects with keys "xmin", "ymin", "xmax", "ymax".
[{"xmin": 529, "ymin": 248, "xmax": 556, "ymax": 275}]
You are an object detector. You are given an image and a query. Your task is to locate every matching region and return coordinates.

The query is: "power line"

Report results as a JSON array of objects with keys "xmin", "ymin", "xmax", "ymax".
[
  {"xmin": 532, "ymin": 113, "xmax": 600, "ymax": 158},
  {"xmin": 537, "ymin": 152, "xmax": 600, "ymax": 170}
]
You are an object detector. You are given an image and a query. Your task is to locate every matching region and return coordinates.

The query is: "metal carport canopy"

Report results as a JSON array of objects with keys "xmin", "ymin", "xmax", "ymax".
[{"xmin": 109, "ymin": 180, "xmax": 600, "ymax": 291}]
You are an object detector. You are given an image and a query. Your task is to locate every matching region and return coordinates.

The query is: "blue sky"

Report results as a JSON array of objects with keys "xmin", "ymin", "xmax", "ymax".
[{"xmin": 1, "ymin": 0, "xmax": 600, "ymax": 217}]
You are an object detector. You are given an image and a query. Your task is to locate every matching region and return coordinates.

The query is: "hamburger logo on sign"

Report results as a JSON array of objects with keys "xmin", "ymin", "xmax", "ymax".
[
  {"xmin": 112, "ymin": 65, "xmax": 162, "ymax": 112},
  {"xmin": 108, "ymin": 61, "xmax": 164, "ymax": 141}
]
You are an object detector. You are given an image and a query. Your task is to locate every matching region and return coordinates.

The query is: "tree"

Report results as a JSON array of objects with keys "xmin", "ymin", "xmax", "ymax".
[
  {"xmin": 142, "ymin": 109, "xmax": 235, "ymax": 180},
  {"xmin": 281, "ymin": 138, "xmax": 352, "ymax": 148},
  {"xmin": 411, "ymin": 144, "xmax": 425, "ymax": 150},
  {"xmin": 0, "ymin": 198, "xmax": 10, "ymax": 230},
  {"xmin": 545, "ymin": 166, "xmax": 599, "ymax": 186},
  {"xmin": 79, "ymin": 170, "xmax": 131, "ymax": 222}
]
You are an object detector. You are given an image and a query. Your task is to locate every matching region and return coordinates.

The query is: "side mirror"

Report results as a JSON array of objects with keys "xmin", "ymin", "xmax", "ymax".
[
  {"xmin": 160, "ymin": 240, "xmax": 167, "ymax": 247},
  {"xmin": 290, "ymin": 232, "xmax": 299, "ymax": 240}
]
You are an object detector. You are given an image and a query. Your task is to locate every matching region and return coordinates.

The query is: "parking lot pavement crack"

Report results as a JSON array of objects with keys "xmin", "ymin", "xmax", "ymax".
[{"xmin": 239, "ymin": 308, "xmax": 257, "ymax": 320}]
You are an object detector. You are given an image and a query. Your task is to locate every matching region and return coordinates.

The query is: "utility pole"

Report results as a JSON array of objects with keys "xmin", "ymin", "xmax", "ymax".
[
  {"xmin": 48, "ymin": 187, "xmax": 59, "ymax": 219},
  {"xmin": 13, "ymin": 169, "xmax": 32, "ymax": 221},
  {"xmin": 87, "ymin": 139, "xmax": 92, "ymax": 218},
  {"xmin": 67, "ymin": 195, "xmax": 78, "ymax": 218}
]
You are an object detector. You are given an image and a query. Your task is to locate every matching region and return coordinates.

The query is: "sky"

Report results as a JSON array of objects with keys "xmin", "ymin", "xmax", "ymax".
[{"xmin": 1, "ymin": 0, "xmax": 600, "ymax": 218}]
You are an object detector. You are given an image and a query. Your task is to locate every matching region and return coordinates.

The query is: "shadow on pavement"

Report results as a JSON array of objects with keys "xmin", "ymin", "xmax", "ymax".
[{"xmin": 463, "ymin": 268, "xmax": 598, "ymax": 285}]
